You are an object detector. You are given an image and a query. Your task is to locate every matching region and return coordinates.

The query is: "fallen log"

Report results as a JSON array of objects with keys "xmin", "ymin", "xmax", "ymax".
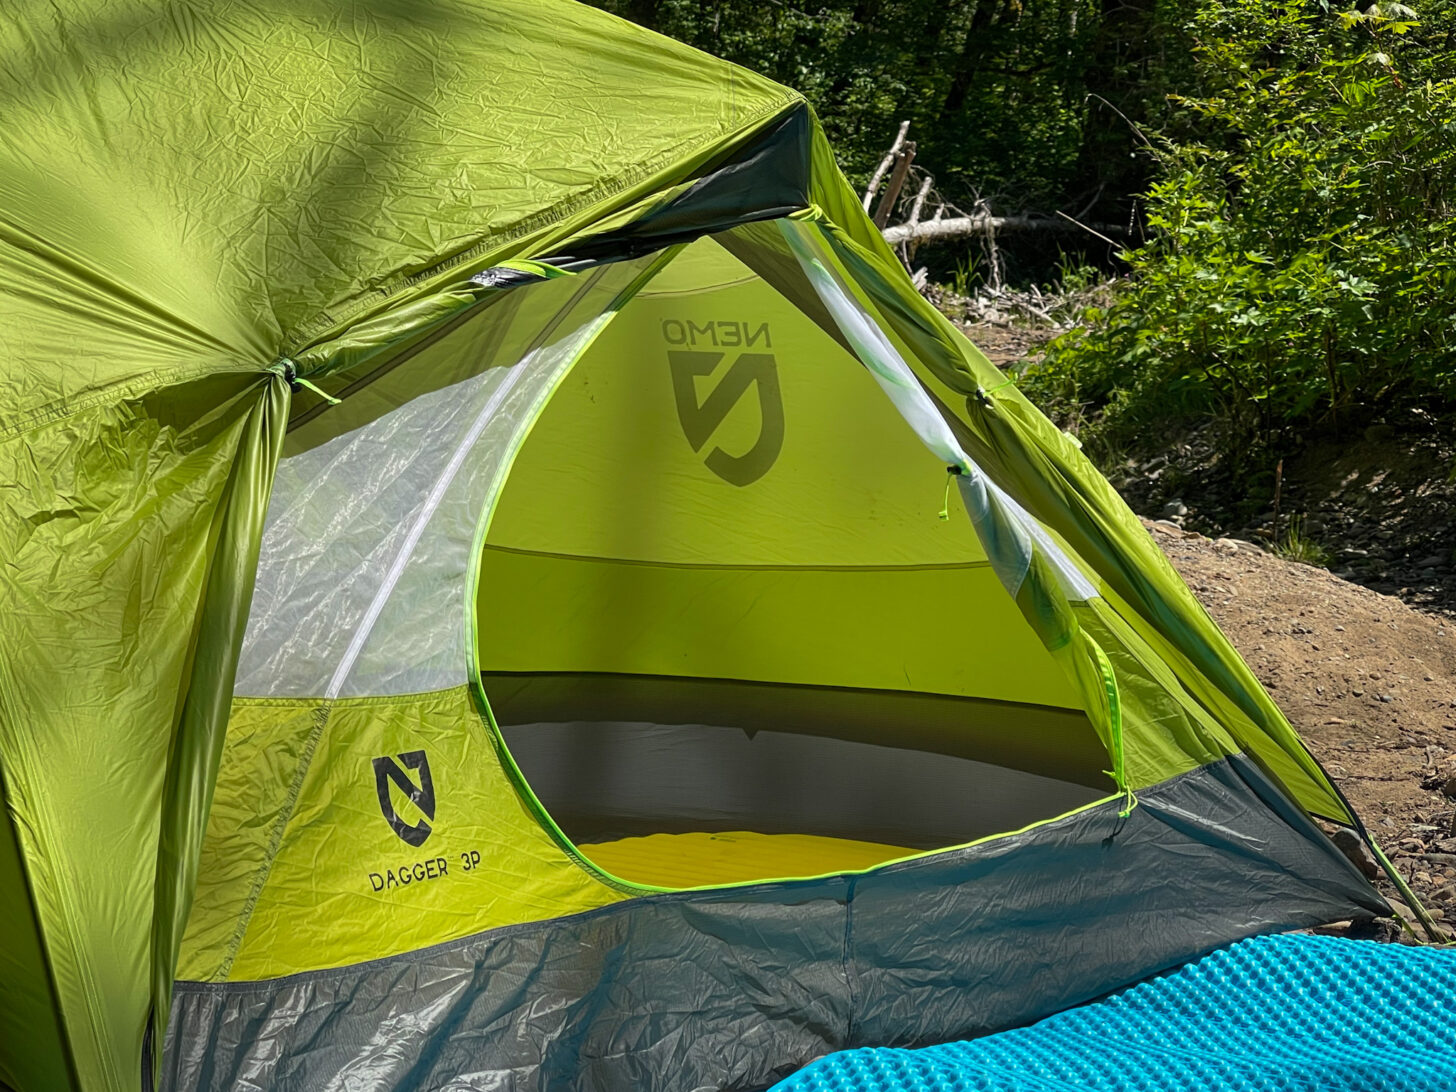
[{"xmin": 882, "ymin": 214, "xmax": 1128, "ymax": 246}]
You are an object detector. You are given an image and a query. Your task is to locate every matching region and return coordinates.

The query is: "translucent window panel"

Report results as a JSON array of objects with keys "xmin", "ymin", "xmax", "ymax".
[
  {"xmin": 235, "ymin": 259, "xmax": 657, "ymax": 699},
  {"xmin": 778, "ymin": 219, "xmax": 1097, "ymax": 602}
]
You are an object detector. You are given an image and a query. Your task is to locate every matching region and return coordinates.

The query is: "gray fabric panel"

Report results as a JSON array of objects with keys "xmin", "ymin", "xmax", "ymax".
[
  {"xmin": 485, "ymin": 671, "xmax": 1108, "ymax": 788},
  {"xmin": 163, "ymin": 756, "xmax": 1388, "ymax": 1092},
  {"xmin": 166, "ymin": 887, "xmax": 850, "ymax": 1092},
  {"xmin": 504, "ymin": 720, "xmax": 1105, "ymax": 848},
  {"xmin": 846, "ymin": 753, "xmax": 1387, "ymax": 1045}
]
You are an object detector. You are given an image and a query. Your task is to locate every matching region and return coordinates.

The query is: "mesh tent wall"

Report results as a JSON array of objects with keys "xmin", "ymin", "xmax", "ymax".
[{"xmin": 0, "ymin": 2, "xmax": 1387, "ymax": 1090}]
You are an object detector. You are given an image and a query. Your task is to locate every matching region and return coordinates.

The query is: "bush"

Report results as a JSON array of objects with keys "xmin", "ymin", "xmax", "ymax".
[{"xmin": 1024, "ymin": 0, "xmax": 1456, "ymax": 458}]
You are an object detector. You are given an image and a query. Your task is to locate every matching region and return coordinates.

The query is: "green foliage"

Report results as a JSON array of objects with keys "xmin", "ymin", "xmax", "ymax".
[
  {"xmin": 951, "ymin": 254, "xmax": 980, "ymax": 297},
  {"xmin": 1025, "ymin": 0, "xmax": 1456, "ymax": 456},
  {"xmin": 1273, "ymin": 515, "xmax": 1334, "ymax": 568},
  {"xmin": 588, "ymin": 0, "xmax": 1198, "ymax": 222}
]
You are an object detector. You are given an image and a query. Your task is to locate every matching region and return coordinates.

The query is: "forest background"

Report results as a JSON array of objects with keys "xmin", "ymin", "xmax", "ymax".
[{"xmin": 590, "ymin": 0, "xmax": 1456, "ymax": 544}]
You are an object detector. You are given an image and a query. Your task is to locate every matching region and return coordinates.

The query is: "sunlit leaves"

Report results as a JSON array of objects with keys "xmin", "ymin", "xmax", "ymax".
[{"xmin": 1024, "ymin": 0, "xmax": 1456, "ymax": 457}]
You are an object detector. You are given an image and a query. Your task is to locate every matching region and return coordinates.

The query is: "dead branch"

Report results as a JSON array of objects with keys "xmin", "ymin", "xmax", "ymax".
[
  {"xmin": 900, "ymin": 174, "xmax": 934, "ymax": 261},
  {"xmin": 1054, "ymin": 209, "xmax": 1121, "ymax": 248},
  {"xmin": 862, "ymin": 120, "xmax": 911, "ymax": 211},
  {"xmin": 872, "ymin": 142, "xmax": 916, "ymax": 229}
]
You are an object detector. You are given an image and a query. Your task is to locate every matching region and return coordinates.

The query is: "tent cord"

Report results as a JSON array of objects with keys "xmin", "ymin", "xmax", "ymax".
[{"xmin": 938, "ymin": 465, "xmax": 963, "ymax": 520}]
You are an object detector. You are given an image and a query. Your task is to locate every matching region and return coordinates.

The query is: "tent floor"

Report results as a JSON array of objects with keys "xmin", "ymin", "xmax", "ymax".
[{"xmin": 578, "ymin": 831, "xmax": 917, "ymax": 888}]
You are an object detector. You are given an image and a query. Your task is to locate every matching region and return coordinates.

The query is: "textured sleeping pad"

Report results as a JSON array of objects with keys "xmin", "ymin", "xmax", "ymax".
[{"xmin": 771, "ymin": 933, "xmax": 1456, "ymax": 1092}]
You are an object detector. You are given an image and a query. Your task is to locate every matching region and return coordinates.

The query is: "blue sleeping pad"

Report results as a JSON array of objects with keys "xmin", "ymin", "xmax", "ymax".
[{"xmin": 773, "ymin": 933, "xmax": 1456, "ymax": 1092}]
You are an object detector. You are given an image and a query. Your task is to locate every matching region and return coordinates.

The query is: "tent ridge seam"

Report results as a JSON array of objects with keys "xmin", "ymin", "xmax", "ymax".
[
  {"xmin": 480, "ymin": 542, "xmax": 996, "ymax": 574},
  {"xmin": 479, "ymin": 669, "xmax": 1089, "ymax": 716},
  {"xmin": 230, "ymin": 686, "xmax": 467, "ymax": 709},
  {"xmin": 281, "ymin": 96, "xmax": 802, "ymax": 357},
  {"xmin": 0, "ymin": 360, "xmax": 265, "ymax": 442}
]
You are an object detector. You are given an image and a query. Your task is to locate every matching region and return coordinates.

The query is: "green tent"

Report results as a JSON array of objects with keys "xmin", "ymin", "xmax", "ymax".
[{"xmin": 0, "ymin": 2, "xmax": 1389, "ymax": 1089}]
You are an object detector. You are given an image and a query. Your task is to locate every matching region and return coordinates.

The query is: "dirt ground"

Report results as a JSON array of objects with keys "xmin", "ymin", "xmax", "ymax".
[{"xmin": 1148, "ymin": 519, "xmax": 1456, "ymax": 940}]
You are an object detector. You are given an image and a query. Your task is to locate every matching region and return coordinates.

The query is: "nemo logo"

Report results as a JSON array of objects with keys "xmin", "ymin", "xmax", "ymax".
[
  {"xmin": 372, "ymin": 750, "xmax": 436, "ymax": 847},
  {"xmin": 668, "ymin": 350, "xmax": 784, "ymax": 486}
]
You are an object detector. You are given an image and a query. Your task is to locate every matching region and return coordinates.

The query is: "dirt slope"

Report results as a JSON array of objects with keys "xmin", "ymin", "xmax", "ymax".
[{"xmin": 1147, "ymin": 519, "xmax": 1456, "ymax": 935}]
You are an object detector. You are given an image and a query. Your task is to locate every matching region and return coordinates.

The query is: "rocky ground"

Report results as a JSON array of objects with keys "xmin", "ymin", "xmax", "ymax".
[
  {"xmin": 1111, "ymin": 421, "xmax": 1456, "ymax": 619},
  {"xmin": 1148, "ymin": 519, "xmax": 1456, "ymax": 943}
]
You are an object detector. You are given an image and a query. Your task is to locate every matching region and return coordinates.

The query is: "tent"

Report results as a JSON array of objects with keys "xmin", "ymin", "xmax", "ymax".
[{"xmin": 0, "ymin": 1, "xmax": 1391, "ymax": 1090}]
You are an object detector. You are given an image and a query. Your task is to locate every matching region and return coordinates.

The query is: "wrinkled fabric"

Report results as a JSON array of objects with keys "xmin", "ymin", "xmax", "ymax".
[
  {"xmin": 0, "ymin": 375, "xmax": 286, "ymax": 1091},
  {"xmin": 2, "ymin": 3, "xmax": 1379, "ymax": 1090},
  {"xmin": 162, "ymin": 757, "xmax": 1386, "ymax": 1092}
]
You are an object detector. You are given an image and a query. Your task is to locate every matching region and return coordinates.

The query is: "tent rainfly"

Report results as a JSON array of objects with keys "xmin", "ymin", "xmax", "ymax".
[{"xmin": 0, "ymin": 2, "xmax": 1391, "ymax": 1090}]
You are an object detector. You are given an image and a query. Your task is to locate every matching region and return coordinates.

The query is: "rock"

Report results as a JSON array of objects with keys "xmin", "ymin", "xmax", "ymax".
[
  {"xmin": 1161, "ymin": 499, "xmax": 1188, "ymax": 519},
  {"xmin": 1213, "ymin": 538, "xmax": 1240, "ymax": 552},
  {"xmin": 1443, "ymin": 778, "xmax": 1456, "ymax": 800},
  {"xmin": 1417, "ymin": 555, "xmax": 1445, "ymax": 569},
  {"xmin": 1345, "ymin": 917, "xmax": 1405, "ymax": 943},
  {"xmin": 1331, "ymin": 828, "xmax": 1381, "ymax": 880}
]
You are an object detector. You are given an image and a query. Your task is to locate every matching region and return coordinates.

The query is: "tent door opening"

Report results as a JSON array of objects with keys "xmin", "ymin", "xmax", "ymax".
[{"xmin": 475, "ymin": 235, "xmax": 1112, "ymax": 889}]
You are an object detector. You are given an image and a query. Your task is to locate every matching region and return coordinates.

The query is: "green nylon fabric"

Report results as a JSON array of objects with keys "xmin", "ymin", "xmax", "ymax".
[
  {"xmin": 143, "ymin": 377, "xmax": 289, "ymax": 1083},
  {"xmin": 1, "ymin": 2, "xmax": 1354, "ymax": 1090},
  {"xmin": 0, "ymin": 4, "xmax": 793, "ymax": 1089},
  {"xmin": 0, "ymin": 375, "xmax": 281, "ymax": 1091},
  {"xmin": 795, "ymin": 208, "xmax": 1348, "ymax": 823}
]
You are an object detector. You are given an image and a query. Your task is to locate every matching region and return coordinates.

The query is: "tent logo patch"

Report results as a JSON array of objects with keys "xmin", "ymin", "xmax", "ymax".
[
  {"xmin": 372, "ymin": 750, "xmax": 436, "ymax": 847},
  {"xmin": 668, "ymin": 350, "xmax": 784, "ymax": 486}
]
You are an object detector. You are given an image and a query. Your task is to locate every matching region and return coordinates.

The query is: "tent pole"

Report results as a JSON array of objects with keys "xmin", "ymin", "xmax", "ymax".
[{"xmin": 1368, "ymin": 837, "xmax": 1447, "ymax": 943}]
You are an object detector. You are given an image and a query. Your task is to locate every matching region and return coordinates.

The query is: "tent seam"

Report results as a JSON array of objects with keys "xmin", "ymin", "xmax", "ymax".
[
  {"xmin": 213, "ymin": 702, "xmax": 332, "ymax": 981},
  {"xmin": 0, "ymin": 360, "xmax": 263, "ymax": 442},
  {"xmin": 479, "ymin": 543, "xmax": 998, "ymax": 575},
  {"xmin": 177, "ymin": 765, "xmax": 1253, "ymax": 994},
  {"xmin": 282, "ymin": 96, "xmax": 803, "ymax": 353}
]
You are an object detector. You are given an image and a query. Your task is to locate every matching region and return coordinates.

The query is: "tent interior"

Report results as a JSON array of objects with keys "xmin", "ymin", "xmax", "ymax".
[{"xmin": 462, "ymin": 232, "xmax": 1114, "ymax": 888}]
